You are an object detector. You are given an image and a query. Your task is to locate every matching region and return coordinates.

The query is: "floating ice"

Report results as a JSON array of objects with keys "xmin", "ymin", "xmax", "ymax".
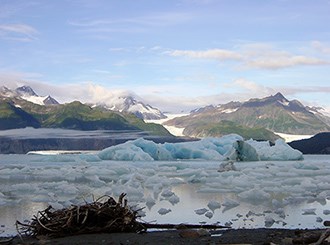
[
  {"xmin": 0, "ymin": 152, "xmax": 329, "ymax": 234},
  {"xmin": 168, "ymin": 194, "xmax": 180, "ymax": 205},
  {"xmin": 97, "ymin": 135, "xmax": 303, "ymax": 161},
  {"xmin": 316, "ymin": 217, "xmax": 323, "ymax": 223},
  {"xmin": 274, "ymin": 208, "xmax": 286, "ymax": 219},
  {"xmin": 145, "ymin": 195, "xmax": 156, "ymax": 209},
  {"xmin": 222, "ymin": 199, "xmax": 240, "ymax": 212},
  {"xmin": 195, "ymin": 208, "xmax": 208, "ymax": 215},
  {"xmin": 246, "ymin": 139, "xmax": 303, "ymax": 161},
  {"xmin": 205, "ymin": 211, "xmax": 213, "ymax": 219},
  {"xmin": 302, "ymin": 208, "xmax": 317, "ymax": 215},
  {"xmin": 161, "ymin": 189, "xmax": 174, "ymax": 198},
  {"xmin": 207, "ymin": 200, "xmax": 221, "ymax": 212},
  {"xmin": 218, "ymin": 161, "xmax": 237, "ymax": 172},
  {"xmin": 265, "ymin": 216, "xmax": 275, "ymax": 227},
  {"xmin": 158, "ymin": 208, "xmax": 171, "ymax": 215}
]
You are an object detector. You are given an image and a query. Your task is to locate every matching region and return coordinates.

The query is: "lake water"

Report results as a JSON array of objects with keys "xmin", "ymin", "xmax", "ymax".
[{"xmin": 1, "ymin": 154, "xmax": 330, "ymax": 237}]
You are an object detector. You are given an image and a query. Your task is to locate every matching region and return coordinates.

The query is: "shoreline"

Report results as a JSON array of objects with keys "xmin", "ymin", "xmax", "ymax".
[{"xmin": 1, "ymin": 228, "xmax": 329, "ymax": 245}]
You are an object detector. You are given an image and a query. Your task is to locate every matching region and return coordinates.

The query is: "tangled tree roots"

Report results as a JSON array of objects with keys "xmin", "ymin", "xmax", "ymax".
[{"xmin": 16, "ymin": 193, "xmax": 146, "ymax": 238}]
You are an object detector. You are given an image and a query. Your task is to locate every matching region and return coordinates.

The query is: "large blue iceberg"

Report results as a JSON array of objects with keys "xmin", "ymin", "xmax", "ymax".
[{"xmin": 98, "ymin": 134, "xmax": 303, "ymax": 161}]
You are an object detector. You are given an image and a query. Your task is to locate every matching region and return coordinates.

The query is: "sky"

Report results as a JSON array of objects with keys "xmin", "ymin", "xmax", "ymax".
[{"xmin": 0, "ymin": 0, "xmax": 330, "ymax": 113}]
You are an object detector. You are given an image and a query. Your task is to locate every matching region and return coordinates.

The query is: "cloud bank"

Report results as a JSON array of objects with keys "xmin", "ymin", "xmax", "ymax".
[{"xmin": 167, "ymin": 44, "xmax": 329, "ymax": 70}]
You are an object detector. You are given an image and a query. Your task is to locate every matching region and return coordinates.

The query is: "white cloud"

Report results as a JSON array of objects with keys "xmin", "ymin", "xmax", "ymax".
[
  {"xmin": 0, "ymin": 23, "xmax": 38, "ymax": 41},
  {"xmin": 229, "ymin": 78, "xmax": 275, "ymax": 95},
  {"xmin": 245, "ymin": 54, "xmax": 328, "ymax": 70},
  {"xmin": 166, "ymin": 44, "xmax": 330, "ymax": 70},
  {"xmin": 168, "ymin": 49, "xmax": 242, "ymax": 61}
]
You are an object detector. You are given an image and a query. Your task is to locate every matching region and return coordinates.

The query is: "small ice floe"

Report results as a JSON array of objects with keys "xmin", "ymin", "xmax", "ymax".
[
  {"xmin": 218, "ymin": 160, "xmax": 237, "ymax": 172},
  {"xmin": 224, "ymin": 221, "xmax": 233, "ymax": 227},
  {"xmin": 222, "ymin": 199, "xmax": 239, "ymax": 212},
  {"xmin": 316, "ymin": 217, "xmax": 323, "ymax": 223},
  {"xmin": 302, "ymin": 208, "xmax": 316, "ymax": 215},
  {"xmin": 168, "ymin": 194, "xmax": 180, "ymax": 205},
  {"xmin": 205, "ymin": 211, "xmax": 213, "ymax": 219},
  {"xmin": 323, "ymin": 210, "xmax": 330, "ymax": 215},
  {"xmin": 246, "ymin": 211, "xmax": 265, "ymax": 217},
  {"xmin": 236, "ymin": 213, "xmax": 243, "ymax": 218},
  {"xmin": 158, "ymin": 208, "xmax": 171, "ymax": 215},
  {"xmin": 274, "ymin": 208, "xmax": 286, "ymax": 219},
  {"xmin": 145, "ymin": 195, "xmax": 156, "ymax": 209},
  {"xmin": 195, "ymin": 208, "xmax": 208, "ymax": 215},
  {"xmin": 161, "ymin": 189, "xmax": 174, "ymax": 198},
  {"xmin": 264, "ymin": 216, "xmax": 275, "ymax": 227},
  {"xmin": 207, "ymin": 200, "xmax": 221, "ymax": 212}
]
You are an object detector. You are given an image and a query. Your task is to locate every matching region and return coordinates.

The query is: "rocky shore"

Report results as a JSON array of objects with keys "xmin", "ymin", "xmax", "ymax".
[{"xmin": 2, "ymin": 228, "xmax": 330, "ymax": 245}]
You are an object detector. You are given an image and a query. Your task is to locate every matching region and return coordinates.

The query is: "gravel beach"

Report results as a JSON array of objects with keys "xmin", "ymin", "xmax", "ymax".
[{"xmin": 2, "ymin": 228, "xmax": 329, "ymax": 245}]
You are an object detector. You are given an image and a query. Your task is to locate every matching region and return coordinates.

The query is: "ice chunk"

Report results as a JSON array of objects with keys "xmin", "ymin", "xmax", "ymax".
[
  {"xmin": 302, "ymin": 208, "xmax": 316, "ymax": 215},
  {"xmin": 145, "ymin": 195, "xmax": 156, "ymax": 209},
  {"xmin": 168, "ymin": 194, "xmax": 180, "ymax": 205},
  {"xmin": 98, "ymin": 141, "xmax": 154, "ymax": 161},
  {"xmin": 274, "ymin": 208, "xmax": 286, "ymax": 219},
  {"xmin": 294, "ymin": 162, "xmax": 320, "ymax": 170},
  {"xmin": 323, "ymin": 210, "xmax": 330, "ymax": 215},
  {"xmin": 264, "ymin": 216, "xmax": 275, "ymax": 227},
  {"xmin": 195, "ymin": 208, "xmax": 208, "ymax": 215},
  {"xmin": 205, "ymin": 211, "xmax": 213, "ymax": 219},
  {"xmin": 218, "ymin": 161, "xmax": 237, "ymax": 172},
  {"xmin": 161, "ymin": 189, "xmax": 174, "ymax": 198},
  {"xmin": 158, "ymin": 208, "xmax": 171, "ymax": 215},
  {"xmin": 96, "ymin": 135, "xmax": 302, "ymax": 161},
  {"xmin": 207, "ymin": 200, "xmax": 221, "ymax": 212},
  {"xmin": 316, "ymin": 217, "xmax": 323, "ymax": 223},
  {"xmin": 222, "ymin": 199, "xmax": 240, "ymax": 212},
  {"xmin": 233, "ymin": 140, "xmax": 260, "ymax": 161},
  {"xmin": 238, "ymin": 188, "xmax": 271, "ymax": 203},
  {"xmin": 247, "ymin": 139, "xmax": 303, "ymax": 161}
]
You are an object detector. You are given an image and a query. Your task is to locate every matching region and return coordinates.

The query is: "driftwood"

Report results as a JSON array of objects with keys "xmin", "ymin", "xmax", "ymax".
[
  {"xmin": 16, "ymin": 193, "xmax": 145, "ymax": 237},
  {"xmin": 16, "ymin": 193, "xmax": 229, "ymax": 238}
]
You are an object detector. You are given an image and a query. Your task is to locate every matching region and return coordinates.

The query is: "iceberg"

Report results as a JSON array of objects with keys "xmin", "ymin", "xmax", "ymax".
[{"xmin": 98, "ymin": 134, "xmax": 303, "ymax": 161}]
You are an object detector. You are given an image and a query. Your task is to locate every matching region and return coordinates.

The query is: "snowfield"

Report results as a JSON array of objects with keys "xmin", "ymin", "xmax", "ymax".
[{"xmin": 0, "ymin": 136, "xmax": 329, "ymax": 236}]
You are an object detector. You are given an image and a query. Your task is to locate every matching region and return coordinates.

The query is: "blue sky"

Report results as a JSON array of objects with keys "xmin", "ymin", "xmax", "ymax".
[{"xmin": 0, "ymin": 0, "xmax": 330, "ymax": 112}]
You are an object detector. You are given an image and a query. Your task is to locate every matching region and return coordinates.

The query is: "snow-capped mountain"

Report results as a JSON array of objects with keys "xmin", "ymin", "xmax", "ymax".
[
  {"xmin": 166, "ymin": 92, "xmax": 330, "ymax": 136},
  {"xmin": 15, "ymin": 85, "xmax": 38, "ymax": 97},
  {"xmin": 0, "ymin": 85, "xmax": 59, "ymax": 105},
  {"xmin": 97, "ymin": 95, "xmax": 167, "ymax": 120},
  {"xmin": 0, "ymin": 85, "xmax": 166, "ymax": 120}
]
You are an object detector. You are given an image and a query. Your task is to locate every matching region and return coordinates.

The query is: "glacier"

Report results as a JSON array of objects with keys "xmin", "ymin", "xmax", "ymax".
[{"xmin": 98, "ymin": 134, "xmax": 303, "ymax": 161}]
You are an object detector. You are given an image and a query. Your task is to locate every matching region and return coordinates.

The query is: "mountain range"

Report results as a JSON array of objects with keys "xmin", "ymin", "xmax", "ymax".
[
  {"xmin": 1, "ymin": 85, "xmax": 330, "ymax": 143},
  {"xmin": 165, "ymin": 92, "xmax": 330, "ymax": 141},
  {"xmin": 0, "ymin": 86, "xmax": 170, "ymax": 136},
  {"xmin": 0, "ymin": 86, "xmax": 166, "ymax": 120},
  {"xmin": 0, "ymin": 85, "xmax": 59, "ymax": 105}
]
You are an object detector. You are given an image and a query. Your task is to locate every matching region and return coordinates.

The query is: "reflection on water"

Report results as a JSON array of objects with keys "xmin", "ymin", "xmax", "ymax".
[{"xmin": 143, "ymin": 184, "xmax": 328, "ymax": 229}]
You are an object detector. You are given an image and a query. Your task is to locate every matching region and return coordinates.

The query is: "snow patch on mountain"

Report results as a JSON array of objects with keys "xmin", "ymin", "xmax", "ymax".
[
  {"xmin": 0, "ymin": 85, "xmax": 59, "ymax": 105},
  {"xmin": 20, "ymin": 94, "xmax": 52, "ymax": 105},
  {"xmin": 94, "ymin": 92, "xmax": 167, "ymax": 120}
]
